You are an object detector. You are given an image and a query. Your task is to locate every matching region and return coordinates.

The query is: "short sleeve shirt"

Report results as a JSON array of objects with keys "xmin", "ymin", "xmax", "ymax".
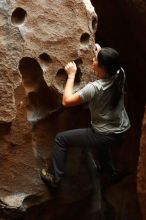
[{"xmin": 79, "ymin": 76, "xmax": 130, "ymax": 134}]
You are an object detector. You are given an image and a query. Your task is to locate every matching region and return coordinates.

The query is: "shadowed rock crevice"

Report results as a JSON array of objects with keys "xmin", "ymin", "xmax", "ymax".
[
  {"xmin": 92, "ymin": 16, "xmax": 98, "ymax": 33},
  {"xmin": 55, "ymin": 65, "xmax": 82, "ymax": 92},
  {"xmin": 91, "ymin": 0, "xmax": 146, "ymax": 219},
  {"xmin": 55, "ymin": 68, "xmax": 67, "ymax": 91},
  {"xmin": 11, "ymin": 7, "xmax": 27, "ymax": 26},
  {"xmin": 39, "ymin": 53, "xmax": 52, "ymax": 65},
  {"xmin": 74, "ymin": 58, "xmax": 83, "ymax": 66},
  {"xmin": 19, "ymin": 57, "xmax": 61, "ymax": 122},
  {"xmin": 80, "ymin": 33, "xmax": 90, "ymax": 45}
]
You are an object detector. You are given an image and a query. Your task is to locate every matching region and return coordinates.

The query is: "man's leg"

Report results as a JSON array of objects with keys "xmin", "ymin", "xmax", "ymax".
[
  {"xmin": 52, "ymin": 128, "xmax": 96, "ymax": 181},
  {"xmin": 41, "ymin": 128, "xmax": 96, "ymax": 186},
  {"xmin": 97, "ymin": 132, "xmax": 129, "ymax": 183}
]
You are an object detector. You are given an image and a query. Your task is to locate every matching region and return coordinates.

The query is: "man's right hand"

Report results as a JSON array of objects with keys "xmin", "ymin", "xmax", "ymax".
[{"xmin": 65, "ymin": 61, "xmax": 77, "ymax": 78}]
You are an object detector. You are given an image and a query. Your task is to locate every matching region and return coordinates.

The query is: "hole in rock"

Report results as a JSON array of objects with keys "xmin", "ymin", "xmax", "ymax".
[
  {"xmin": 19, "ymin": 57, "xmax": 43, "ymax": 93},
  {"xmin": 80, "ymin": 33, "xmax": 90, "ymax": 45},
  {"xmin": 74, "ymin": 58, "xmax": 83, "ymax": 66},
  {"xmin": 39, "ymin": 53, "xmax": 52, "ymax": 65},
  {"xmin": 55, "ymin": 66, "xmax": 82, "ymax": 91},
  {"xmin": 92, "ymin": 17, "xmax": 97, "ymax": 32},
  {"xmin": 55, "ymin": 68, "xmax": 68, "ymax": 90},
  {"xmin": 11, "ymin": 7, "xmax": 27, "ymax": 26},
  {"xmin": 19, "ymin": 57, "xmax": 61, "ymax": 122},
  {"xmin": 74, "ymin": 67, "xmax": 82, "ymax": 87}
]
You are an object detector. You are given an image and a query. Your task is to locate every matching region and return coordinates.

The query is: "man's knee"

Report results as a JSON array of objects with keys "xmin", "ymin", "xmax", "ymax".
[{"xmin": 54, "ymin": 132, "xmax": 67, "ymax": 148}]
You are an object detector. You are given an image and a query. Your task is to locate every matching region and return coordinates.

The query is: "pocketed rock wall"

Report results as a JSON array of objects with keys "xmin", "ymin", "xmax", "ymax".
[{"xmin": 0, "ymin": 0, "xmax": 98, "ymax": 219}]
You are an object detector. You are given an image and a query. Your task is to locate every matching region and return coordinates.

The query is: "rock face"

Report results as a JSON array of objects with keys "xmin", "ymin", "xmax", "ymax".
[
  {"xmin": 1, "ymin": 0, "xmax": 145, "ymax": 219},
  {"xmin": 91, "ymin": 0, "xmax": 146, "ymax": 219},
  {"xmin": 0, "ymin": 0, "xmax": 98, "ymax": 219},
  {"xmin": 1, "ymin": 0, "xmax": 97, "ymax": 123},
  {"xmin": 137, "ymin": 107, "xmax": 146, "ymax": 219}
]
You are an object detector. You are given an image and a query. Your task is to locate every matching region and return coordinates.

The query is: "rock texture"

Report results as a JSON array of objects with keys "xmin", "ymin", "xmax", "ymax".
[
  {"xmin": 1, "ymin": 0, "xmax": 146, "ymax": 219},
  {"xmin": 1, "ymin": 0, "xmax": 97, "ymax": 124},
  {"xmin": 0, "ymin": 0, "xmax": 99, "ymax": 219},
  {"xmin": 137, "ymin": 106, "xmax": 146, "ymax": 219}
]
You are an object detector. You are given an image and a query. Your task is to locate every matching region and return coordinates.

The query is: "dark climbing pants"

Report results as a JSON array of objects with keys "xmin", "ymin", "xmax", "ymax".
[{"xmin": 52, "ymin": 127, "xmax": 126, "ymax": 181}]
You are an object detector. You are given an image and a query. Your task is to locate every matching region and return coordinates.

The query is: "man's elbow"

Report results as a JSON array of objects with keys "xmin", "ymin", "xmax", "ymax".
[
  {"xmin": 62, "ymin": 94, "xmax": 82, "ymax": 107},
  {"xmin": 62, "ymin": 100, "xmax": 67, "ymax": 106},
  {"xmin": 62, "ymin": 98, "xmax": 70, "ymax": 107}
]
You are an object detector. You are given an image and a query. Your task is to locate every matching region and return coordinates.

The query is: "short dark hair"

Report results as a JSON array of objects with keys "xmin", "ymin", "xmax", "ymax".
[
  {"xmin": 97, "ymin": 47, "xmax": 121, "ymax": 77},
  {"xmin": 97, "ymin": 47, "xmax": 125, "ymax": 110}
]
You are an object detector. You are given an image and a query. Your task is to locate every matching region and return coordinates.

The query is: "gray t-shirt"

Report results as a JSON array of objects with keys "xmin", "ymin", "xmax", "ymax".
[{"xmin": 79, "ymin": 73, "xmax": 130, "ymax": 134}]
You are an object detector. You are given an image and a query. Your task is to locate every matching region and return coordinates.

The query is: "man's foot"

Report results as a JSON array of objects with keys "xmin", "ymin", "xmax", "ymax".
[{"xmin": 41, "ymin": 169, "xmax": 60, "ymax": 188}]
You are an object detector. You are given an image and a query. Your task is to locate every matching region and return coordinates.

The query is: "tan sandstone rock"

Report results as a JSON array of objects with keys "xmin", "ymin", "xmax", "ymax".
[
  {"xmin": 0, "ymin": 0, "xmax": 98, "ymax": 219},
  {"xmin": 1, "ymin": 0, "xmax": 97, "ymax": 123}
]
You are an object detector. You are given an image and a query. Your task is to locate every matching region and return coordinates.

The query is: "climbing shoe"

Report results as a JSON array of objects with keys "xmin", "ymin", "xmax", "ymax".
[{"xmin": 41, "ymin": 169, "xmax": 60, "ymax": 188}]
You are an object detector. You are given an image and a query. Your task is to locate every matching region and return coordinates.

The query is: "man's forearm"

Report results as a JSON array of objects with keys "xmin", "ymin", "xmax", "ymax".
[{"xmin": 63, "ymin": 77, "xmax": 75, "ymax": 103}]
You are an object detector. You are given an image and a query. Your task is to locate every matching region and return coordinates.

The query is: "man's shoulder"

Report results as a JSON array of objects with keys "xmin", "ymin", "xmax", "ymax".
[{"xmin": 90, "ymin": 80, "xmax": 102, "ymax": 90}]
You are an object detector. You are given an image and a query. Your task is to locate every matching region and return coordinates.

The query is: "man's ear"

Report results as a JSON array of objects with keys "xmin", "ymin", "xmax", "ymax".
[{"xmin": 95, "ymin": 43, "xmax": 101, "ymax": 53}]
